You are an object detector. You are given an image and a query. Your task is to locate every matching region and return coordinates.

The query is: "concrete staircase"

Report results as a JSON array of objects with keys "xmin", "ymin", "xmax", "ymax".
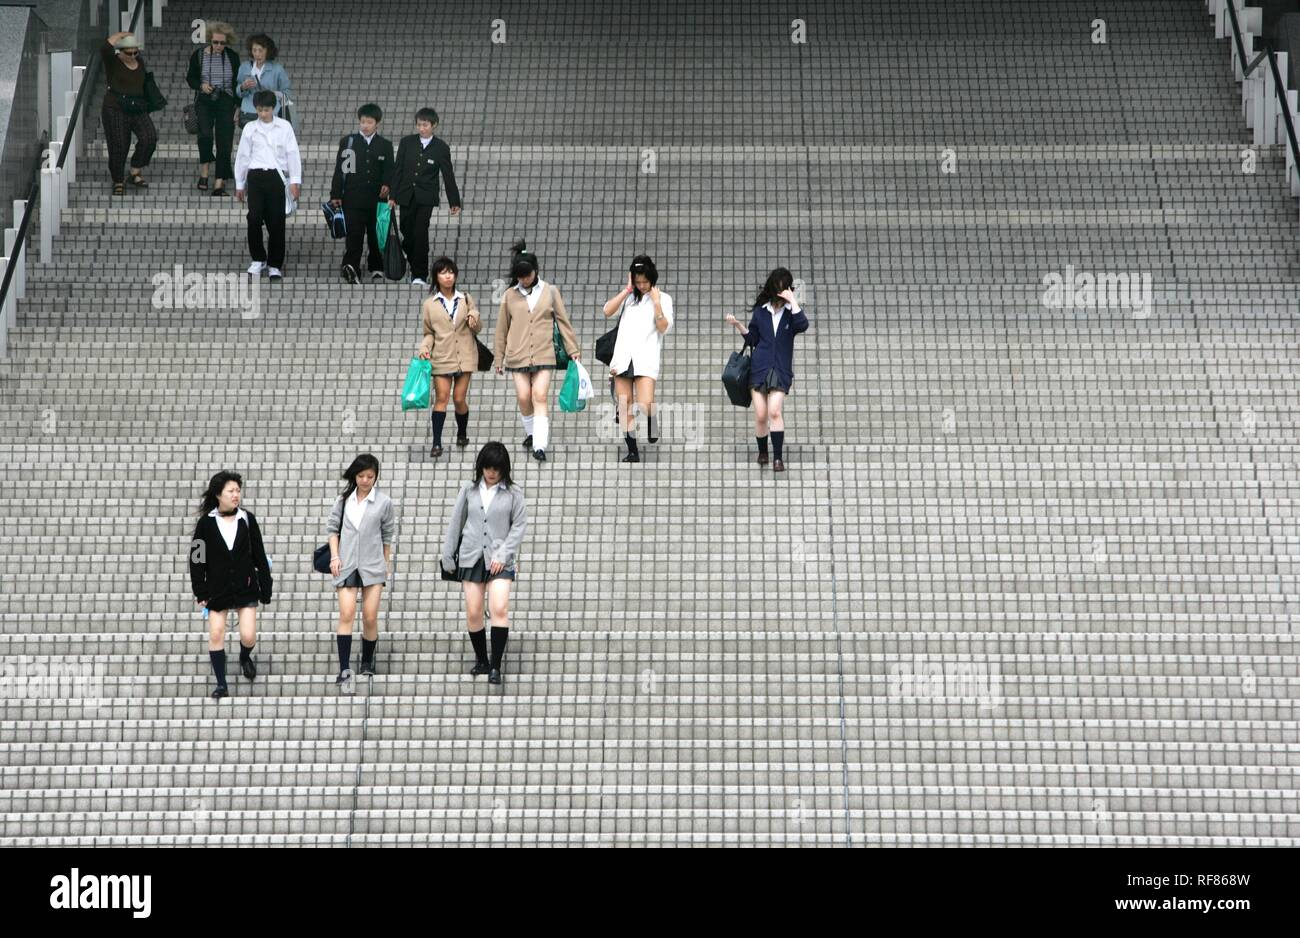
[{"xmin": 0, "ymin": 0, "xmax": 1295, "ymax": 845}]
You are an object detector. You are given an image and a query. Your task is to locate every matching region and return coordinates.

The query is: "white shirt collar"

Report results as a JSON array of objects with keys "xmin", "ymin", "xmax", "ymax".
[
  {"xmin": 516, "ymin": 278, "xmax": 544, "ymax": 296},
  {"xmin": 209, "ymin": 507, "xmax": 247, "ymax": 521},
  {"xmin": 352, "ymin": 488, "xmax": 377, "ymax": 504},
  {"xmin": 437, "ymin": 289, "xmax": 464, "ymax": 304},
  {"xmin": 419, "ymin": 135, "xmax": 433, "ymax": 146},
  {"xmin": 361, "ymin": 132, "xmax": 376, "ymax": 145},
  {"xmin": 479, "ymin": 479, "xmax": 506, "ymax": 491}
]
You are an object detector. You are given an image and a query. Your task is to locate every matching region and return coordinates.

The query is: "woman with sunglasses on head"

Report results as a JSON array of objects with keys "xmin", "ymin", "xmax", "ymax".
[
  {"xmin": 185, "ymin": 21, "xmax": 240, "ymax": 195},
  {"xmin": 493, "ymin": 239, "xmax": 581, "ymax": 462},
  {"xmin": 325, "ymin": 454, "xmax": 397, "ymax": 693},
  {"xmin": 725, "ymin": 267, "xmax": 810, "ymax": 473},
  {"xmin": 189, "ymin": 471, "xmax": 272, "ymax": 699},
  {"xmin": 416, "ymin": 256, "xmax": 481, "ymax": 458},
  {"xmin": 601, "ymin": 254, "xmax": 673, "ymax": 462},
  {"xmin": 441, "ymin": 442, "xmax": 526, "ymax": 685},
  {"xmin": 101, "ymin": 31, "xmax": 159, "ymax": 196}
]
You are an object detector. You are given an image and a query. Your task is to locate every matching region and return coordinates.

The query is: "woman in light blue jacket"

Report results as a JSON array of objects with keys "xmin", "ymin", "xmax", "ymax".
[
  {"xmin": 441, "ymin": 442, "xmax": 526, "ymax": 686},
  {"xmin": 236, "ymin": 33, "xmax": 294, "ymax": 129}
]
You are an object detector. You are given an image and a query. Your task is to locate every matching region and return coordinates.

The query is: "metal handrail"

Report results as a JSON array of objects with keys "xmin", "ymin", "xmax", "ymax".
[
  {"xmin": 0, "ymin": 0, "xmax": 145, "ymax": 322},
  {"xmin": 1224, "ymin": 1, "xmax": 1300, "ymax": 185}
]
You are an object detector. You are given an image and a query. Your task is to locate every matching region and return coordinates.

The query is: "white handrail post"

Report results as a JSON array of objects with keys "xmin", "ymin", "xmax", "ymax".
[
  {"xmin": 0, "ymin": 258, "xmax": 10, "ymax": 358},
  {"xmin": 151, "ymin": 0, "xmax": 163, "ymax": 27},
  {"xmin": 40, "ymin": 164, "xmax": 60, "ymax": 261},
  {"xmin": 61, "ymin": 96, "xmax": 78, "ymax": 183},
  {"xmin": 50, "ymin": 135, "xmax": 67, "ymax": 211},
  {"xmin": 11, "ymin": 201, "xmax": 27, "ymax": 299}
]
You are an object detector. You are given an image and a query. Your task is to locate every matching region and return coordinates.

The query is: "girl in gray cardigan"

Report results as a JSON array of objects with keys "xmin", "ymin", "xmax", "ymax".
[
  {"xmin": 326, "ymin": 453, "xmax": 397, "ymax": 693},
  {"xmin": 441, "ymin": 442, "xmax": 526, "ymax": 685}
]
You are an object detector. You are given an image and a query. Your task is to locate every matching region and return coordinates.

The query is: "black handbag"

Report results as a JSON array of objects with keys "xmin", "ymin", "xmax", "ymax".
[
  {"xmin": 143, "ymin": 71, "xmax": 167, "ymax": 112},
  {"xmin": 595, "ymin": 324, "xmax": 618, "ymax": 365},
  {"xmin": 383, "ymin": 212, "xmax": 406, "ymax": 281},
  {"xmin": 182, "ymin": 102, "xmax": 198, "ymax": 134},
  {"xmin": 722, "ymin": 342, "xmax": 753, "ymax": 407},
  {"xmin": 475, "ymin": 337, "xmax": 494, "ymax": 372},
  {"xmin": 313, "ymin": 500, "xmax": 343, "ymax": 573}
]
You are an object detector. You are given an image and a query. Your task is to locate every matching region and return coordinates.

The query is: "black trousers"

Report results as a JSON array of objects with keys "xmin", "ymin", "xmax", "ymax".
[
  {"xmin": 342, "ymin": 204, "xmax": 382, "ymax": 273},
  {"xmin": 194, "ymin": 93, "xmax": 237, "ymax": 179},
  {"xmin": 246, "ymin": 169, "xmax": 286, "ymax": 268},
  {"xmin": 398, "ymin": 202, "xmax": 434, "ymax": 280}
]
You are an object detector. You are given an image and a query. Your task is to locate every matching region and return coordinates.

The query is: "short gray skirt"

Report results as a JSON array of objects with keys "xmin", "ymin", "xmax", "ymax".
[{"xmin": 505, "ymin": 363, "xmax": 561, "ymax": 373}]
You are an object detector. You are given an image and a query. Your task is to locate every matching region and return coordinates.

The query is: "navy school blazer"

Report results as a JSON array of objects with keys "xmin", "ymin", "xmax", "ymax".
[{"xmin": 744, "ymin": 303, "xmax": 810, "ymax": 388}]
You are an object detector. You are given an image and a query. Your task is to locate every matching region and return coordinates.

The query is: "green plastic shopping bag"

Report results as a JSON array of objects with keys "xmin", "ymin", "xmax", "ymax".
[
  {"xmin": 401, "ymin": 357, "xmax": 431, "ymax": 410},
  {"xmin": 376, "ymin": 201, "xmax": 393, "ymax": 251},
  {"xmin": 558, "ymin": 359, "xmax": 593, "ymax": 413}
]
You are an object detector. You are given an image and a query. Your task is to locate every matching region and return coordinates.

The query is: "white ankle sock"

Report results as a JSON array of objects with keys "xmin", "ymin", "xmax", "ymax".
[
  {"xmin": 533, "ymin": 415, "xmax": 549, "ymax": 451},
  {"xmin": 521, "ymin": 413, "xmax": 534, "ymax": 437}
]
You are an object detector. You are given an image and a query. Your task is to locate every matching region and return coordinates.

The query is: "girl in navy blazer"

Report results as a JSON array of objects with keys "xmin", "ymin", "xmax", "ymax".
[
  {"xmin": 726, "ymin": 267, "xmax": 810, "ymax": 472},
  {"xmin": 189, "ymin": 471, "xmax": 272, "ymax": 698}
]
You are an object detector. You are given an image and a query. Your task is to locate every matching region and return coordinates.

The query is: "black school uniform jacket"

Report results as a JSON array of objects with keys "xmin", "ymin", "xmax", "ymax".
[
  {"xmin": 391, "ymin": 134, "xmax": 461, "ymax": 208},
  {"xmin": 329, "ymin": 132, "xmax": 395, "ymax": 208},
  {"xmin": 189, "ymin": 510, "xmax": 273, "ymax": 607}
]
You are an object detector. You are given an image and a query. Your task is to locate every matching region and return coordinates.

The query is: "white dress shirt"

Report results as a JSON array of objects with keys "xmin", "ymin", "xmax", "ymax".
[
  {"xmin": 610, "ymin": 289, "xmax": 674, "ymax": 380},
  {"xmin": 763, "ymin": 299, "xmax": 800, "ymax": 336},
  {"xmin": 516, "ymin": 278, "xmax": 546, "ymax": 312},
  {"xmin": 345, "ymin": 487, "xmax": 376, "ymax": 531},
  {"xmin": 419, "ymin": 135, "xmax": 433, "ymax": 149},
  {"xmin": 479, "ymin": 479, "xmax": 505, "ymax": 511},
  {"xmin": 209, "ymin": 507, "xmax": 247, "ymax": 550},
  {"xmin": 234, "ymin": 115, "xmax": 303, "ymax": 190},
  {"xmin": 436, "ymin": 289, "xmax": 464, "ymax": 319}
]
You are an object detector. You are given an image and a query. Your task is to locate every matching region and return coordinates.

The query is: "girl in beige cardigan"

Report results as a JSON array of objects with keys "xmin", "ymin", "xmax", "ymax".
[
  {"xmin": 416, "ymin": 257, "xmax": 481, "ymax": 458},
  {"xmin": 493, "ymin": 240, "xmax": 581, "ymax": 461}
]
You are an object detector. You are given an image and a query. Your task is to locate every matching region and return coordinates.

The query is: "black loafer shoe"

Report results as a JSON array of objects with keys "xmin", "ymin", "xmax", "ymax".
[
  {"xmin": 773, "ymin": 458, "xmax": 786, "ymax": 473},
  {"xmin": 533, "ymin": 449, "xmax": 546, "ymax": 461},
  {"xmin": 621, "ymin": 451, "xmax": 640, "ymax": 462},
  {"xmin": 757, "ymin": 453, "xmax": 770, "ymax": 467},
  {"xmin": 521, "ymin": 434, "xmax": 533, "ymax": 449},
  {"xmin": 359, "ymin": 658, "xmax": 376, "ymax": 677},
  {"xmin": 430, "ymin": 444, "xmax": 443, "ymax": 458},
  {"xmin": 211, "ymin": 685, "xmax": 229, "ymax": 700},
  {"xmin": 488, "ymin": 668, "xmax": 503, "ymax": 685},
  {"xmin": 240, "ymin": 656, "xmax": 257, "ymax": 681},
  {"xmin": 470, "ymin": 660, "xmax": 491, "ymax": 676},
  {"xmin": 456, "ymin": 435, "xmax": 470, "ymax": 447}
]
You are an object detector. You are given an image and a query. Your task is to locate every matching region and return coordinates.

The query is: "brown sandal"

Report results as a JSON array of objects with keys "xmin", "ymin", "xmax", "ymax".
[
  {"xmin": 127, "ymin": 173, "xmax": 148, "ymax": 188},
  {"xmin": 112, "ymin": 183, "xmax": 125, "ymax": 196}
]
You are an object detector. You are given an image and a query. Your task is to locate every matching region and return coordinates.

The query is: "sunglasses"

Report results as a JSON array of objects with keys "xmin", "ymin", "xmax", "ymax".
[
  {"xmin": 121, "ymin": 49, "xmax": 139, "ymax": 56},
  {"xmin": 211, "ymin": 40, "xmax": 226, "ymax": 45}
]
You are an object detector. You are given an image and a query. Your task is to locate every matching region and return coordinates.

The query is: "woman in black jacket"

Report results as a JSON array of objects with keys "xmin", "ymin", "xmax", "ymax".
[
  {"xmin": 185, "ymin": 21, "xmax": 240, "ymax": 195},
  {"xmin": 189, "ymin": 470, "xmax": 272, "ymax": 698}
]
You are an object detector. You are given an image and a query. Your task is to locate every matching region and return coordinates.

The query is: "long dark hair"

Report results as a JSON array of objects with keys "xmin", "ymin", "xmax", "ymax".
[
  {"xmin": 472, "ymin": 442, "xmax": 513, "ymax": 487},
  {"xmin": 629, "ymin": 254, "xmax": 658, "ymax": 301},
  {"xmin": 340, "ymin": 453, "xmax": 380, "ymax": 500},
  {"xmin": 755, "ymin": 267, "xmax": 794, "ymax": 308},
  {"xmin": 197, "ymin": 470, "xmax": 242, "ymax": 517},
  {"xmin": 508, "ymin": 238, "xmax": 539, "ymax": 286}
]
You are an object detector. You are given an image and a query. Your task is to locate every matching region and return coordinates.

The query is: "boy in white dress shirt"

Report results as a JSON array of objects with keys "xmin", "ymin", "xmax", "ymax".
[{"xmin": 234, "ymin": 90, "xmax": 302, "ymax": 280}]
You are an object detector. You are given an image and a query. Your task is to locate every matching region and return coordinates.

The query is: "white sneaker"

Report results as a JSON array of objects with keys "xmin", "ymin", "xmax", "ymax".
[
  {"xmin": 411, "ymin": 278, "xmax": 428, "ymax": 288},
  {"xmin": 247, "ymin": 261, "xmax": 266, "ymax": 275},
  {"xmin": 268, "ymin": 267, "xmax": 283, "ymax": 280}
]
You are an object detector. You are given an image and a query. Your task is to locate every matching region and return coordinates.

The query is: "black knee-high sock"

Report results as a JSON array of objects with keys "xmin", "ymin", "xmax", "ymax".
[
  {"xmin": 455, "ymin": 409, "xmax": 469, "ymax": 438},
  {"xmin": 647, "ymin": 412, "xmax": 657, "ymax": 443},
  {"xmin": 625, "ymin": 432, "xmax": 638, "ymax": 455},
  {"xmin": 757, "ymin": 434, "xmax": 769, "ymax": 456},
  {"xmin": 431, "ymin": 409, "xmax": 447, "ymax": 446},
  {"xmin": 469, "ymin": 628, "xmax": 488, "ymax": 664},
  {"xmin": 361, "ymin": 637, "xmax": 377, "ymax": 665},
  {"xmin": 209, "ymin": 650, "xmax": 228, "ymax": 688},
  {"xmin": 239, "ymin": 641, "xmax": 254, "ymax": 662},
  {"xmin": 490, "ymin": 626, "xmax": 509, "ymax": 668},
  {"xmin": 771, "ymin": 430, "xmax": 785, "ymax": 460},
  {"xmin": 337, "ymin": 634, "xmax": 352, "ymax": 673}
]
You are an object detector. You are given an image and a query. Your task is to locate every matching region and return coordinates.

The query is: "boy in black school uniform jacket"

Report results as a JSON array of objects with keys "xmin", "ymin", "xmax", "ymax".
[
  {"xmin": 329, "ymin": 102, "xmax": 395, "ymax": 283},
  {"xmin": 388, "ymin": 106, "xmax": 461, "ymax": 286}
]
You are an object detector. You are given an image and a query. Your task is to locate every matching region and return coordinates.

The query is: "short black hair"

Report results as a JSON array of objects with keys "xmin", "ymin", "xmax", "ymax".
[
  {"xmin": 415, "ymin": 107, "xmax": 439, "ymax": 126},
  {"xmin": 252, "ymin": 90, "xmax": 276, "ymax": 109},
  {"xmin": 357, "ymin": 103, "xmax": 383, "ymax": 122},
  {"xmin": 245, "ymin": 33, "xmax": 278, "ymax": 60},
  {"xmin": 430, "ymin": 256, "xmax": 458, "ymax": 285},
  {"xmin": 473, "ymin": 442, "xmax": 513, "ymax": 488}
]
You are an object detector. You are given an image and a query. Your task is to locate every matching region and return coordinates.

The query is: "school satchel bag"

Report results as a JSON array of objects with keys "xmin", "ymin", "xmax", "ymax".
[
  {"xmin": 722, "ymin": 342, "xmax": 753, "ymax": 407},
  {"xmin": 313, "ymin": 500, "xmax": 342, "ymax": 573},
  {"xmin": 595, "ymin": 325, "xmax": 618, "ymax": 365},
  {"xmin": 475, "ymin": 336, "xmax": 494, "ymax": 372}
]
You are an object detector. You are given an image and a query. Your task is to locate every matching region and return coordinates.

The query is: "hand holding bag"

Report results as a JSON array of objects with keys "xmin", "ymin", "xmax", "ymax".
[
  {"xmin": 722, "ymin": 341, "xmax": 753, "ymax": 407},
  {"xmin": 401, "ymin": 357, "xmax": 432, "ymax": 410}
]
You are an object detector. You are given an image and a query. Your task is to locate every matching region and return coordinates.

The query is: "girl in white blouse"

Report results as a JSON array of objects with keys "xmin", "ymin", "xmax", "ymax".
[{"xmin": 601, "ymin": 255, "xmax": 673, "ymax": 462}]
